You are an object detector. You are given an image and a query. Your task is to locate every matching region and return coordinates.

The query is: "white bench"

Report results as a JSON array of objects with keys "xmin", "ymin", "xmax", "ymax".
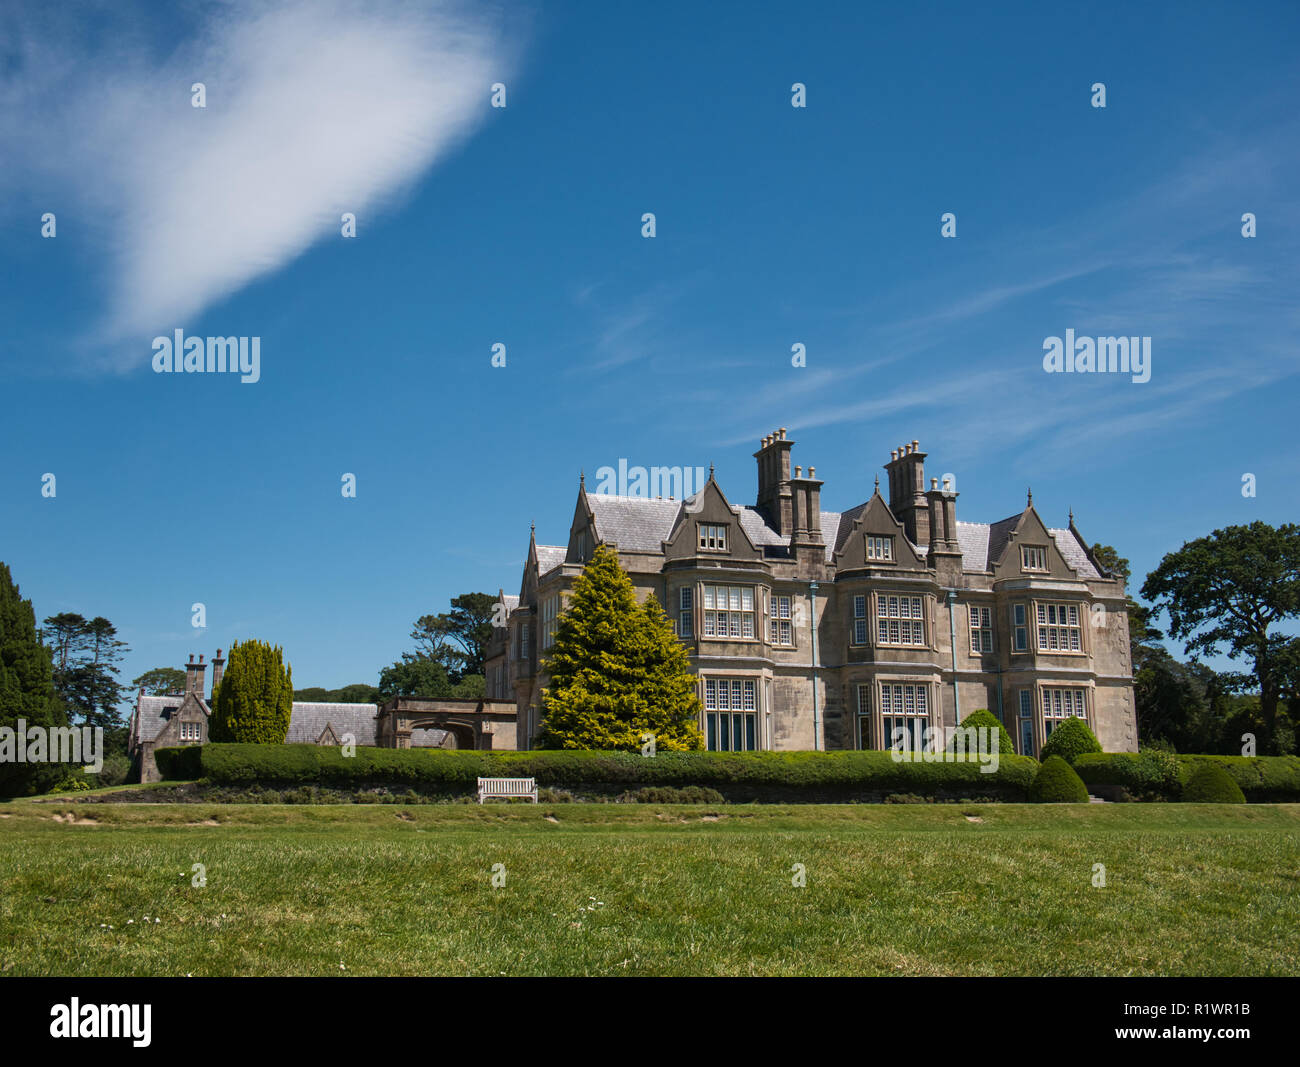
[{"xmin": 477, "ymin": 776, "xmax": 538, "ymax": 804}]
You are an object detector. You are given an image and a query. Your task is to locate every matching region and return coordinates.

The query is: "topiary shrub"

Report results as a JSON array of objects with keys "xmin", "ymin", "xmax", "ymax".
[
  {"xmin": 1029, "ymin": 756, "xmax": 1090, "ymax": 803},
  {"xmin": 947, "ymin": 708, "xmax": 1016, "ymax": 757},
  {"xmin": 1039, "ymin": 717, "xmax": 1103, "ymax": 764},
  {"xmin": 1182, "ymin": 762, "xmax": 1246, "ymax": 804}
]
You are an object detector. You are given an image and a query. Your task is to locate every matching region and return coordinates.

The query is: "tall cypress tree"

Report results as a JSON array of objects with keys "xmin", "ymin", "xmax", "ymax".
[
  {"xmin": 0, "ymin": 563, "xmax": 66, "ymax": 796},
  {"xmin": 209, "ymin": 639, "xmax": 293, "ymax": 743},
  {"xmin": 537, "ymin": 545, "xmax": 703, "ymax": 750}
]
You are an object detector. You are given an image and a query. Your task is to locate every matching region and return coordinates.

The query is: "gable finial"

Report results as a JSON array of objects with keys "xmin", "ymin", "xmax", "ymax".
[
  {"xmin": 530, "ymin": 520, "xmax": 535, "ymax": 536},
  {"xmin": 874, "ymin": 473, "xmax": 880, "ymax": 492},
  {"xmin": 1068, "ymin": 506, "xmax": 1074, "ymax": 524},
  {"xmin": 1027, "ymin": 486, "xmax": 1033, "ymax": 507},
  {"xmin": 580, "ymin": 469, "xmax": 585, "ymax": 489},
  {"xmin": 709, "ymin": 462, "xmax": 715, "ymax": 479}
]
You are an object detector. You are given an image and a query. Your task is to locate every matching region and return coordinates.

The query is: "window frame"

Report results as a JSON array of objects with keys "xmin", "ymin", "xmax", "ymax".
[
  {"xmin": 701, "ymin": 583, "xmax": 756, "ymax": 641},
  {"xmin": 697, "ymin": 523, "xmax": 729, "ymax": 552},
  {"xmin": 969, "ymin": 603, "xmax": 993, "ymax": 654},
  {"xmin": 678, "ymin": 586, "xmax": 694, "ymax": 638},
  {"xmin": 866, "ymin": 535, "xmax": 894, "ymax": 562},
  {"xmin": 769, "ymin": 593, "xmax": 794, "ymax": 646},
  {"xmin": 851, "ymin": 594, "xmax": 868, "ymax": 646},
  {"xmin": 875, "ymin": 593, "xmax": 926, "ymax": 647},
  {"xmin": 1012, "ymin": 603, "xmax": 1028, "ymax": 652},
  {"xmin": 702, "ymin": 676, "xmax": 759, "ymax": 751},
  {"xmin": 1035, "ymin": 600, "xmax": 1084, "ymax": 654},
  {"xmin": 1021, "ymin": 545, "xmax": 1048, "ymax": 572}
]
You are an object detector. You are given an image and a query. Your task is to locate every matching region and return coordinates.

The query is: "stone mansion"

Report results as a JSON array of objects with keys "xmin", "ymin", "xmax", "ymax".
[{"xmin": 483, "ymin": 429, "xmax": 1138, "ymax": 756}]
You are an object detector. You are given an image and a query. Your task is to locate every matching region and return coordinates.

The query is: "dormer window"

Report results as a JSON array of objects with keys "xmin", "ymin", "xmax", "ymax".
[
  {"xmin": 1021, "ymin": 546, "xmax": 1048, "ymax": 572},
  {"xmin": 698, "ymin": 523, "xmax": 728, "ymax": 552},
  {"xmin": 866, "ymin": 535, "xmax": 894, "ymax": 562}
]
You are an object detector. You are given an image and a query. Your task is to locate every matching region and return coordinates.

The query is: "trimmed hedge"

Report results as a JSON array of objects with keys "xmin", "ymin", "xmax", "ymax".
[
  {"xmin": 153, "ymin": 744, "xmax": 1039, "ymax": 802},
  {"xmin": 1073, "ymin": 752, "xmax": 1300, "ymax": 803},
  {"xmin": 1182, "ymin": 763, "xmax": 1246, "ymax": 804},
  {"xmin": 1029, "ymin": 756, "xmax": 1089, "ymax": 803}
]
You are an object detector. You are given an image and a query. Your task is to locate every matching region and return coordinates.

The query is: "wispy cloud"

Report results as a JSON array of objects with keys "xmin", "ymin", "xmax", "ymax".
[{"xmin": 0, "ymin": 0, "xmax": 519, "ymax": 365}]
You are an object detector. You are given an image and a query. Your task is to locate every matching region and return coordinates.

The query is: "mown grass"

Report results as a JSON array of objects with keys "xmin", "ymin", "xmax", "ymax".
[{"xmin": 1, "ymin": 802, "xmax": 1297, "ymax": 976}]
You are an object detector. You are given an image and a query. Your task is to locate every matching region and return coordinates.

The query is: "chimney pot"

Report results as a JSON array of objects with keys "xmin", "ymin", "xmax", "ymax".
[
  {"xmin": 794, "ymin": 465, "xmax": 802, "ymax": 478},
  {"xmin": 809, "ymin": 466, "xmax": 815, "ymax": 478},
  {"xmin": 779, "ymin": 427, "xmax": 786, "ymax": 439},
  {"xmin": 891, "ymin": 450, "xmax": 898, "ymax": 461},
  {"xmin": 931, "ymin": 477, "xmax": 938, "ymax": 489},
  {"xmin": 188, "ymin": 654, "xmax": 194, "ymax": 664},
  {"xmin": 912, "ymin": 439, "xmax": 919, "ymax": 451}
]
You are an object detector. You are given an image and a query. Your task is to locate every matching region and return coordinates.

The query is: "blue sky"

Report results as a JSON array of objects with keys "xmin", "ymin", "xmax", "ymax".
[{"xmin": 1, "ymin": 0, "xmax": 1297, "ymax": 700}]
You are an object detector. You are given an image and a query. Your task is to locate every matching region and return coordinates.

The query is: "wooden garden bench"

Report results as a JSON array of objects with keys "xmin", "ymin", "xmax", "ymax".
[{"xmin": 477, "ymin": 776, "xmax": 538, "ymax": 804}]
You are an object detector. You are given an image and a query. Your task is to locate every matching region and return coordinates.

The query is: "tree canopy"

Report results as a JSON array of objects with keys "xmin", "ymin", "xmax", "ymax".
[
  {"xmin": 0, "ymin": 563, "xmax": 65, "ymax": 796},
  {"xmin": 209, "ymin": 639, "xmax": 293, "ymax": 743},
  {"xmin": 536, "ymin": 544, "xmax": 703, "ymax": 751},
  {"xmin": 1141, "ymin": 521, "xmax": 1300, "ymax": 754}
]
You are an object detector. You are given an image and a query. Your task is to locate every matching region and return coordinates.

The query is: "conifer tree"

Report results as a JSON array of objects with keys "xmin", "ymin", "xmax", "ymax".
[
  {"xmin": 537, "ymin": 544, "xmax": 703, "ymax": 750},
  {"xmin": 209, "ymin": 639, "xmax": 293, "ymax": 743},
  {"xmin": 0, "ymin": 562, "xmax": 66, "ymax": 795}
]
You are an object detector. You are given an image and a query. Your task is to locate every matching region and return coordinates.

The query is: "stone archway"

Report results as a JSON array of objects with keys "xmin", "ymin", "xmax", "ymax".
[{"xmin": 376, "ymin": 696, "xmax": 520, "ymax": 750}]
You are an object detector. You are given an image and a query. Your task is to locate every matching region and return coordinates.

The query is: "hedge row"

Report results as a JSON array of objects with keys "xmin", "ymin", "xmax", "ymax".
[
  {"xmin": 1073, "ymin": 752, "xmax": 1300, "ymax": 802},
  {"xmin": 154, "ymin": 744, "xmax": 1039, "ymax": 801}
]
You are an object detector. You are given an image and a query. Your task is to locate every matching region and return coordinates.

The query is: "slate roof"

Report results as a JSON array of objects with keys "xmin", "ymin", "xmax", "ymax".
[
  {"xmin": 285, "ymin": 702, "xmax": 378, "ymax": 746},
  {"xmin": 535, "ymin": 545, "xmax": 566, "ymax": 575},
  {"xmin": 586, "ymin": 495, "xmax": 682, "ymax": 551},
  {"xmin": 566, "ymin": 489, "xmax": 1102, "ymax": 580},
  {"xmin": 132, "ymin": 695, "xmax": 187, "ymax": 743},
  {"xmin": 954, "ymin": 519, "xmax": 1100, "ymax": 577},
  {"xmin": 501, "ymin": 594, "xmax": 520, "ymax": 614},
  {"xmin": 736, "ymin": 506, "xmax": 786, "ymax": 548},
  {"xmin": 1049, "ymin": 527, "xmax": 1101, "ymax": 579}
]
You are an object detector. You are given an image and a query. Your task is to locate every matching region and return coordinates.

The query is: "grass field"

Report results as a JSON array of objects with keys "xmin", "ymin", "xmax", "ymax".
[{"xmin": 2, "ymin": 800, "xmax": 1297, "ymax": 976}]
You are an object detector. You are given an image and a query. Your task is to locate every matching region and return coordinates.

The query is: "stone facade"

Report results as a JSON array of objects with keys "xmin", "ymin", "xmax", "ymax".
[{"xmin": 483, "ymin": 430, "xmax": 1138, "ymax": 756}]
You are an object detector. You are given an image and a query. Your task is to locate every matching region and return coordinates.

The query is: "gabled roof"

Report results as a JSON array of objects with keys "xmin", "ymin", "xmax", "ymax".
[
  {"xmin": 824, "ymin": 502, "xmax": 868, "ymax": 558},
  {"xmin": 285, "ymin": 702, "xmax": 378, "ymax": 746},
  {"xmin": 535, "ymin": 545, "xmax": 566, "ymax": 576},
  {"xmin": 736, "ymin": 506, "xmax": 786, "ymax": 548},
  {"xmin": 1049, "ymin": 527, "xmax": 1101, "ymax": 579},
  {"xmin": 132, "ymin": 693, "xmax": 208, "ymax": 744},
  {"xmin": 585, "ymin": 494, "xmax": 683, "ymax": 552},
  {"xmin": 954, "ymin": 518, "xmax": 1100, "ymax": 577}
]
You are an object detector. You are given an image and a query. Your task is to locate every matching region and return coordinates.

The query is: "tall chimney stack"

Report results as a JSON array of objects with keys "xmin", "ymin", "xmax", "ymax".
[
  {"xmin": 185, "ymin": 654, "xmax": 207, "ymax": 697},
  {"xmin": 884, "ymin": 439, "xmax": 929, "ymax": 546},
  {"xmin": 210, "ymin": 648, "xmax": 225, "ymax": 701},
  {"xmin": 754, "ymin": 428, "xmax": 795, "ymax": 536}
]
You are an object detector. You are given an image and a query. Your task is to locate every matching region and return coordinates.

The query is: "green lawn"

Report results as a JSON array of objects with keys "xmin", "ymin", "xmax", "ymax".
[{"xmin": 1, "ymin": 801, "xmax": 1297, "ymax": 976}]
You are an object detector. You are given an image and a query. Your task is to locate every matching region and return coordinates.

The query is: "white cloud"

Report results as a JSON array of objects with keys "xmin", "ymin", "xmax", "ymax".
[{"xmin": 0, "ymin": 0, "xmax": 517, "ymax": 364}]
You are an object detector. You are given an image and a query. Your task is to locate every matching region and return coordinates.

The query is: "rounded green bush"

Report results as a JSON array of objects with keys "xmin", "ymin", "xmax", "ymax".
[
  {"xmin": 1039, "ymin": 717, "xmax": 1103, "ymax": 764},
  {"xmin": 948, "ymin": 708, "xmax": 1016, "ymax": 757},
  {"xmin": 1182, "ymin": 762, "xmax": 1246, "ymax": 804},
  {"xmin": 1029, "ymin": 756, "xmax": 1090, "ymax": 803}
]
